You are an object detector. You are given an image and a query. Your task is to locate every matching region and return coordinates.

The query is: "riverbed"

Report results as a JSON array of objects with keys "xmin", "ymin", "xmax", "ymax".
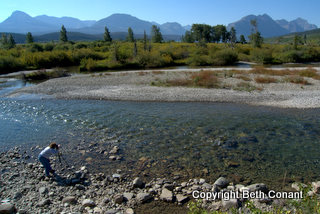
[{"xmin": 1, "ymin": 77, "xmax": 320, "ymax": 190}]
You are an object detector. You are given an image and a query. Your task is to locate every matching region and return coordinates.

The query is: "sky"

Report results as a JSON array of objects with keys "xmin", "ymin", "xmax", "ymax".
[{"xmin": 1, "ymin": 0, "xmax": 320, "ymax": 27}]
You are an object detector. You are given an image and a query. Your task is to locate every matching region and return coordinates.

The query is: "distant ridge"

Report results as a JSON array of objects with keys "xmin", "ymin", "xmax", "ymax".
[
  {"xmin": 0, "ymin": 11, "xmax": 317, "ymax": 39},
  {"xmin": 227, "ymin": 14, "xmax": 317, "ymax": 38},
  {"xmin": 0, "ymin": 11, "xmax": 187, "ymax": 36}
]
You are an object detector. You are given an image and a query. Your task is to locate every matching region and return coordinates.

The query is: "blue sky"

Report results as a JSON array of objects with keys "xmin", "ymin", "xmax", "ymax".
[{"xmin": 1, "ymin": 0, "xmax": 320, "ymax": 26}]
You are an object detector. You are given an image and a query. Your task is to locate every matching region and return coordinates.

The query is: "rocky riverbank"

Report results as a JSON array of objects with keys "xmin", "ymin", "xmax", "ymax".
[{"xmin": 1, "ymin": 147, "xmax": 320, "ymax": 214}]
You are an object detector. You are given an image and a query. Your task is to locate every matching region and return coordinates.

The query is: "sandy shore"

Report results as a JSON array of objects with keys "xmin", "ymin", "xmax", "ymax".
[{"xmin": 8, "ymin": 67, "xmax": 320, "ymax": 108}]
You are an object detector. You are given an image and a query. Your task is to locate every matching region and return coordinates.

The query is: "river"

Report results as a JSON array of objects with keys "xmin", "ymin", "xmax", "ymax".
[{"xmin": 1, "ymin": 77, "xmax": 320, "ymax": 189}]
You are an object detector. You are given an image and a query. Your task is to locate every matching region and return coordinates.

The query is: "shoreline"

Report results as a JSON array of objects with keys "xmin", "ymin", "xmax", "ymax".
[
  {"xmin": 7, "ymin": 66, "xmax": 320, "ymax": 109},
  {"xmin": 1, "ymin": 146, "xmax": 319, "ymax": 214}
]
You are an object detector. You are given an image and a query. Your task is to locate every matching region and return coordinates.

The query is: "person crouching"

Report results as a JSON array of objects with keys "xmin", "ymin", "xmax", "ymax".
[{"xmin": 38, "ymin": 142, "xmax": 59, "ymax": 177}]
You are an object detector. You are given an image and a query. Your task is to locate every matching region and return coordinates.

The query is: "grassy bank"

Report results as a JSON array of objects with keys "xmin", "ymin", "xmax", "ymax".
[{"xmin": 1, "ymin": 41, "xmax": 320, "ymax": 75}]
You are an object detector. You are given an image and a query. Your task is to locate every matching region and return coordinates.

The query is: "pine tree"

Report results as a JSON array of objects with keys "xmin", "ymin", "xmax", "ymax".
[
  {"xmin": 133, "ymin": 41, "xmax": 138, "ymax": 57},
  {"xmin": 26, "ymin": 32, "xmax": 34, "ymax": 44},
  {"xmin": 151, "ymin": 25, "xmax": 163, "ymax": 43},
  {"xmin": 8, "ymin": 34, "xmax": 16, "ymax": 49},
  {"xmin": 127, "ymin": 27, "xmax": 135, "ymax": 42},
  {"xmin": 239, "ymin": 35, "xmax": 246, "ymax": 44},
  {"xmin": 230, "ymin": 27, "xmax": 237, "ymax": 45},
  {"xmin": 0, "ymin": 34, "xmax": 8, "ymax": 49},
  {"xmin": 104, "ymin": 26, "xmax": 112, "ymax": 42},
  {"xmin": 60, "ymin": 25, "xmax": 68, "ymax": 42},
  {"xmin": 143, "ymin": 30, "xmax": 148, "ymax": 51}
]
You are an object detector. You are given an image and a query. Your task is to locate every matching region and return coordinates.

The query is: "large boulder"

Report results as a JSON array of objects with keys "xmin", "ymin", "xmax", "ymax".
[
  {"xmin": 214, "ymin": 177, "xmax": 229, "ymax": 189},
  {"xmin": 133, "ymin": 177, "xmax": 145, "ymax": 188},
  {"xmin": 137, "ymin": 193, "xmax": 152, "ymax": 203},
  {"xmin": 0, "ymin": 204, "xmax": 16, "ymax": 214},
  {"xmin": 62, "ymin": 196, "xmax": 77, "ymax": 205},
  {"xmin": 160, "ymin": 188, "xmax": 174, "ymax": 202},
  {"xmin": 82, "ymin": 199, "xmax": 96, "ymax": 208}
]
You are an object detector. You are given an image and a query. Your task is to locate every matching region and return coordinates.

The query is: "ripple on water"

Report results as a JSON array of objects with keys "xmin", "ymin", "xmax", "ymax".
[{"xmin": 1, "ymin": 80, "xmax": 320, "ymax": 188}]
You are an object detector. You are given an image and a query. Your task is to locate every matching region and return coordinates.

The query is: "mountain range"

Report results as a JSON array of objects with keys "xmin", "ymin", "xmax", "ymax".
[
  {"xmin": 0, "ymin": 11, "xmax": 318, "ymax": 40},
  {"xmin": 227, "ymin": 14, "xmax": 317, "ymax": 38}
]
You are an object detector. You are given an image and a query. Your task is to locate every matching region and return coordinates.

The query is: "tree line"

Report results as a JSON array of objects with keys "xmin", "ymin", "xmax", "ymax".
[{"xmin": 0, "ymin": 24, "xmax": 164, "ymax": 50}]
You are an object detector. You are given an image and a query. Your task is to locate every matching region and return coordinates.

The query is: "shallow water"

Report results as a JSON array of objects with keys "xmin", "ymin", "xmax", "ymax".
[{"xmin": 1, "ymin": 79, "xmax": 320, "ymax": 188}]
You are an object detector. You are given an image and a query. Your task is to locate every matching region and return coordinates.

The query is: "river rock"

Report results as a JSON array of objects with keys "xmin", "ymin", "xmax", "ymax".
[
  {"xmin": 312, "ymin": 181, "xmax": 320, "ymax": 193},
  {"xmin": 214, "ymin": 177, "xmax": 229, "ymax": 189},
  {"xmin": 37, "ymin": 199, "xmax": 51, "ymax": 207},
  {"xmin": 247, "ymin": 183, "xmax": 268, "ymax": 193},
  {"xmin": 291, "ymin": 182, "xmax": 307, "ymax": 191},
  {"xmin": 82, "ymin": 199, "xmax": 96, "ymax": 207},
  {"xmin": 125, "ymin": 208, "xmax": 135, "ymax": 214},
  {"xmin": 123, "ymin": 192, "xmax": 134, "ymax": 201},
  {"xmin": 13, "ymin": 192, "xmax": 22, "ymax": 200},
  {"xmin": 109, "ymin": 146, "xmax": 119, "ymax": 154},
  {"xmin": 0, "ymin": 204, "xmax": 16, "ymax": 214},
  {"xmin": 222, "ymin": 198, "xmax": 238, "ymax": 210},
  {"xmin": 160, "ymin": 188, "xmax": 174, "ymax": 202},
  {"xmin": 163, "ymin": 183, "xmax": 174, "ymax": 191},
  {"xmin": 114, "ymin": 194, "xmax": 124, "ymax": 204},
  {"xmin": 62, "ymin": 196, "xmax": 77, "ymax": 205},
  {"xmin": 176, "ymin": 194, "xmax": 189, "ymax": 204},
  {"xmin": 137, "ymin": 193, "xmax": 152, "ymax": 203},
  {"xmin": 105, "ymin": 209, "xmax": 119, "ymax": 214},
  {"xmin": 133, "ymin": 177, "xmax": 145, "ymax": 188},
  {"xmin": 39, "ymin": 186, "xmax": 48, "ymax": 195}
]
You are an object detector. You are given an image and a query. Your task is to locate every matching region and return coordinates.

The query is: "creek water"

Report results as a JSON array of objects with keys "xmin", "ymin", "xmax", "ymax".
[{"xmin": 1, "ymin": 78, "xmax": 320, "ymax": 189}]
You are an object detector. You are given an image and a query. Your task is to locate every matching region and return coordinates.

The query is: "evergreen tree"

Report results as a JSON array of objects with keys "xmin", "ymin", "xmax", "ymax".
[
  {"xmin": 0, "ymin": 34, "xmax": 8, "ymax": 48},
  {"xmin": 143, "ymin": 30, "xmax": 148, "ymax": 51},
  {"xmin": 8, "ymin": 34, "xmax": 16, "ymax": 49},
  {"xmin": 104, "ymin": 26, "xmax": 112, "ymax": 42},
  {"xmin": 239, "ymin": 35, "xmax": 246, "ymax": 44},
  {"xmin": 230, "ymin": 27, "xmax": 237, "ymax": 45},
  {"xmin": 26, "ymin": 32, "xmax": 34, "ymax": 44},
  {"xmin": 293, "ymin": 34, "xmax": 302, "ymax": 50},
  {"xmin": 60, "ymin": 25, "xmax": 68, "ymax": 42},
  {"xmin": 151, "ymin": 25, "xmax": 163, "ymax": 43},
  {"xmin": 133, "ymin": 41, "xmax": 138, "ymax": 57},
  {"xmin": 127, "ymin": 27, "xmax": 135, "ymax": 42}
]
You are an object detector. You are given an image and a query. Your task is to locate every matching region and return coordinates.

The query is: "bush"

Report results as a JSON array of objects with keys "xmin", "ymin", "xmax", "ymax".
[
  {"xmin": 27, "ymin": 43, "xmax": 44, "ymax": 52},
  {"xmin": 0, "ymin": 56, "xmax": 24, "ymax": 74},
  {"xmin": 251, "ymin": 48, "xmax": 273, "ymax": 64},
  {"xmin": 210, "ymin": 49, "xmax": 238, "ymax": 66}
]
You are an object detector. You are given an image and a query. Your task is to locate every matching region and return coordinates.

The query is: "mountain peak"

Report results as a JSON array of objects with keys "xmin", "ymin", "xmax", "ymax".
[{"xmin": 11, "ymin": 10, "xmax": 32, "ymax": 19}]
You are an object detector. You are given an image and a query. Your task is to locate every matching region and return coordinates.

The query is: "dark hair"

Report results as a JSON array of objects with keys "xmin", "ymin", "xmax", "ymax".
[{"xmin": 49, "ymin": 142, "xmax": 58, "ymax": 149}]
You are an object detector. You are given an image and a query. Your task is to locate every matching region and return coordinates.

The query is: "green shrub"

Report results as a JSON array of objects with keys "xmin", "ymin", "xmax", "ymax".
[
  {"xmin": 27, "ymin": 43, "xmax": 44, "ymax": 52},
  {"xmin": 0, "ymin": 56, "xmax": 24, "ymax": 74},
  {"xmin": 210, "ymin": 49, "xmax": 238, "ymax": 66},
  {"xmin": 251, "ymin": 48, "xmax": 273, "ymax": 64}
]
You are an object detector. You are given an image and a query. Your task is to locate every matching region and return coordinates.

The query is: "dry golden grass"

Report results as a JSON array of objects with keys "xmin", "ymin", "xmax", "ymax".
[
  {"xmin": 236, "ymin": 75, "xmax": 251, "ymax": 81},
  {"xmin": 151, "ymin": 71, "xmax": 165, "ymax": 75},
  {"xmin": 254, "ymin": 76, "xmax": 278, "ymax": 84},
  {"xmin": 284, "ymin": 76, "xmax": 310, "ymax": 85},
  {"xmin": 191, "ymin": 70, "xmax": 220, "ymax": 88}
]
